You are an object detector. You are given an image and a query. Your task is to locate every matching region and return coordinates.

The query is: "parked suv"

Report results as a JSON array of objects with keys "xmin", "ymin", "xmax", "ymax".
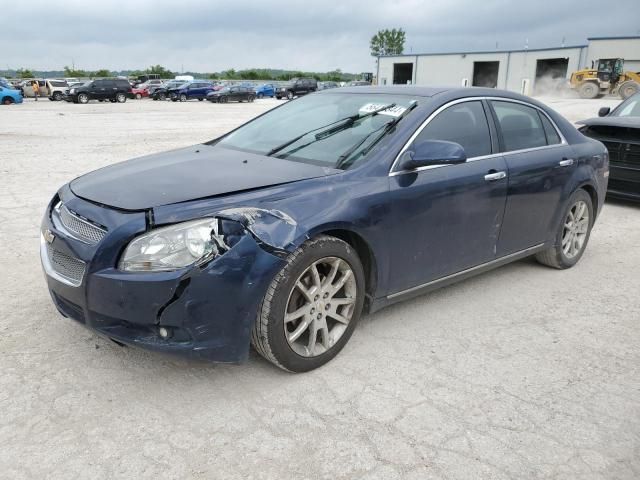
[
  {"xmin": 46, "ymin": 79, "xmax": 69, "ymax": 101},
  {"xmin": 65, "ymin": 78, "xmax": 132, "ymax": 104},
  {"xmin": 275, "ymin": 78, "xmax": 317, "ymax": 99}
]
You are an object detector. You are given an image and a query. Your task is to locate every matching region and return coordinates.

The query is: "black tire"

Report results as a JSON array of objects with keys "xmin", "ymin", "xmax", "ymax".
[
  {"xmin": 48, "ymin": 97, "xmax": 54, "ymax": 101},
  {"xmin": 179, "ymin": 94, "xmax": 187, "ymax": 102},
  {"xmin": 77, "ymin": 93, "xmax": 89, "ymax": 104},
  {"xmin": 276, "ymin": 95, "xmax": 282, "ymax": 100},
  {"xmin": 286, "ymin": 91, "xmax": 294, "ymax": 100},
  {"xmin": 257, "ymin": 92, "xmax": 263, "ymax": 99},
  {"xmin": 159, "ymin": 93, "xmax": 166, "ymax": 101},
  {"xmin": 198, "ymin": 98, "xmax": 204, "ymax": 101},
  {"xmin": 578, "ymin": 82, "xmax": 600, "ymax": 99},
  {"xmin": 535, "ymin": 189, "xmax": 594, "ymax": 269},
  {"xmin": 618, "ymin": 81, "xmax": 640, "ymax": 100},
  {"xmin": 248, "ymin": 95, "xmax": 255, "ymax": 102},
  {"xmin": 251, "ymin": 235, "xmax": 365, "ymax": 372},
  {"xmin": 135, "ymin": 93, "xmax": 142, "ymax": 100},
  {"xmin": 116, "ymin": 93, "xmax": 126, "ymax": 103},
  {"xmin": 2, "ymin": 97, "xmax": 14, "ymax": 105},
  {"xmin": 53, "ymin": 92, "xmax": 63, "ymax": 101}
]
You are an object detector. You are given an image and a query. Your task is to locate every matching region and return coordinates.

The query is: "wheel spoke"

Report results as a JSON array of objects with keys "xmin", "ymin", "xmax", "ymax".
[
  {"xmin": 285, "ymin": 305, "xmax": 310, "ymax": 323},
  {"xmin": 288, "ymin": 318, "xmax": 310, "ymax": 343},
  {"xmin": 307, "ymin": 323, "xmax": 318, "ymax": 355},
  {"xmin": 296, "ymin": 281, "xmax": 313, "ymax": 302},
  {"xmin": 322, "ymin": 259, "xmax": 341, "ymax": 289},
  {"xmin": 327, "ymin": 311, "xmax": 350, "ymax": 325},
  {"xmin": 331, "ymin": 297, "xmax": 355, "ymax": 306},
  {"xmin": 329, "ymin": 269, "xmax": 352, "ymax": 295},
  {"xmin": 310, "ymin": 262, "xmax": 322, "ymax": 288}
]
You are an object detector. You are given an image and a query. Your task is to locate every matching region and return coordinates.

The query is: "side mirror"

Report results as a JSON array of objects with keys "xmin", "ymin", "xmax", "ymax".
[
  {"xmin": 399, "ymin": 140, "xmax": 467, "ymax": 170},
  {"xmin": 598, "ymin": 107, "xmax": 610, "ymax": 117}
]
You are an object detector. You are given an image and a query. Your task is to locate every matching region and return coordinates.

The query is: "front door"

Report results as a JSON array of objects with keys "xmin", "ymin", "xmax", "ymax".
[
  {"xmin": 388, "ymin": 100, "xmax": 508, "ymax": 294},
  {"xmin": 488, "ymin": 100, "xmax": 576, "ymax": 255}
]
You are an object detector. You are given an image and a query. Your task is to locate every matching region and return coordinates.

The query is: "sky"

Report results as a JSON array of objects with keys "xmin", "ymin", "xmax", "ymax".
[{"xmin": 4, "ymin": 0, "xmax": 640, "ymax": 74}]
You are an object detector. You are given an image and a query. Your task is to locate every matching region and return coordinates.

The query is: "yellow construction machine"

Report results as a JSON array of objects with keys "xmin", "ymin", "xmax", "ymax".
[{"xmin": 570, "ymin": 58, "xmax": 640, "ymax": 99}]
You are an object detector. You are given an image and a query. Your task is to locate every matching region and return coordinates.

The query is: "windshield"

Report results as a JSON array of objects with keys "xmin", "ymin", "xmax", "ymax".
[
  {"xmin": 612, "ymin": 96, "xmax": 640, "ymax": 117},
  {"xmin": 216, "ymin": 93, "xmax": 419, "ymax": 169}
]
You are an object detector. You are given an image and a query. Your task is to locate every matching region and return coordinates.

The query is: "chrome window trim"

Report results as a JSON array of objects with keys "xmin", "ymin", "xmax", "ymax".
[{"xmin": 389, "ymin": 96, "xmax": 568, "ymax": 176}]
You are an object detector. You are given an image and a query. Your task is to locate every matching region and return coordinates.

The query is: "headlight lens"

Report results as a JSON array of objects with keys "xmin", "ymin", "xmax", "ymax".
[
  {"xmin": 70, "ymin": 88, "xmax": 75, "ymax": 94},
  {"xmin": 119, "ymin": 218, "xmax": 228, "ymax": 272}
]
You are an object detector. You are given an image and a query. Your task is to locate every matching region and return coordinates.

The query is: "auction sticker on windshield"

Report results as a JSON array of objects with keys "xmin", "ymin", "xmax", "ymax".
[{"xmin": 359, "ymin": 103, "xmax": 407, "ymax": 117}]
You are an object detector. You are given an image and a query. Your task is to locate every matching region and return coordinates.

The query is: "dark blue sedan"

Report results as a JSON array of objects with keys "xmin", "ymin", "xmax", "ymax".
[{"xmin": 41, "ymin": 86, "xmax": 609, "ymax": 372}]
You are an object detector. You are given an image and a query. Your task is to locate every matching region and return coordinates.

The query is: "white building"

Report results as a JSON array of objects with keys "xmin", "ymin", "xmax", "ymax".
[{"xmin": 376, "ymin": 35, "xmax": 640, "ymax": 95}]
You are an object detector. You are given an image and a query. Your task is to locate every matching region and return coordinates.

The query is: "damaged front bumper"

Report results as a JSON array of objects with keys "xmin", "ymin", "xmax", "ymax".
[{"xmin": 40, "ymin": 189, "xmax": 287, "ymax": 363}]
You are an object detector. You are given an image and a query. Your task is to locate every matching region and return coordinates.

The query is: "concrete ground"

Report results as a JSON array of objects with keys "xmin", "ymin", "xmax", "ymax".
[{"xmin": 0, "ymin": 95, "xmax": 638, "ymax": 480}]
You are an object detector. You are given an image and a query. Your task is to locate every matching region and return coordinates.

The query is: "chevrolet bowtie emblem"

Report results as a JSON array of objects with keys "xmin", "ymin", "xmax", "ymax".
[{"xmin": 43, "ymin": 229, "xmax": 55, "ymax": 244}]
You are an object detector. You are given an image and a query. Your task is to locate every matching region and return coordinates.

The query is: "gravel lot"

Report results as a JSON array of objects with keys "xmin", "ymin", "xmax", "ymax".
[{"xmin": 0, "ymin": 95, "xmax": 638, "ymax": 480}]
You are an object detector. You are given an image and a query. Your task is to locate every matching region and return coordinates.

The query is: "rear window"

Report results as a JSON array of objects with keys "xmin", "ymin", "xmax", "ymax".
[{"xmin": 491, "ymin": 101, "xmax": 547, "ymax": 151}]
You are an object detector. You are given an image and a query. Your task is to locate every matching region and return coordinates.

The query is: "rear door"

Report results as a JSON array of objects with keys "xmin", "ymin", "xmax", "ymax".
[
  {"xmin": 488, "ymin": 99, "xmax": 575, "ymax": 255},
  {"xmin": 388, "ymin": 99, "xmax": 508, "ymax": 294}
]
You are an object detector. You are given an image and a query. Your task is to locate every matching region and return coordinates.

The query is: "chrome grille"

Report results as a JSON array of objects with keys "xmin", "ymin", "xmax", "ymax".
[
  {"xmin": 58, "ymin": 204, "xmax": 107, "ymax": 244},
  {"xmin": 46, "ymin": 244, "xmax": 86, "ymax": 286}
]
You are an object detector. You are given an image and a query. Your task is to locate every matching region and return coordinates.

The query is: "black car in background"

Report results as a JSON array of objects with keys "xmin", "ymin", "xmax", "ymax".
[
  {"xmin": 207, "ymin": 86, "xmax": 255, "ymax": 103},
  {"xmin": 275, "ymin": 77, "xmax": 317, "ymax": 99},
  {"xmin": 578, "ymin": 93, "xmax": 640, "ymax": 201},
  {"xmin": 151, "ymin": 80, "xmax": 187, "ymax": 100},
  {"xmin": 64, "ymin": 78, "xmax": 132, "ymax": 104}
]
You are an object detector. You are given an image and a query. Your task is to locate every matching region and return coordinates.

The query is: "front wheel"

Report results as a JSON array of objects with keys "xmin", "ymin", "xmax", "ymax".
[
  {"xmin": 135, "ymin": 93, "xmax": 142, "ymax": 100},
  {"xmin": 536, "ymin": 189, "xmax": 594, "ymax": 269},
  {"xmin": 2, "ymin": 97, "xmax": 14, "ymax": 105},
  {"xmin": 618, "ymin": 81, "xmax": 639, "ymax": 100},
  {"xmin": 251, "ymin": 236, "xmax": 365, "ymax": 372},
  {"xmin": 179, "ymin": 94, "xmax": 187, "ymax": 102},
  {"xmin": 286, "ymin": 91, "xmax": 294, "ymax": 100},
  {"xmin": 248, "ymin": 95, "xmax": 255, "ymax": 102},
  {"xmin": 77, "ymin": 93, "xmax": 89, "ymax": 104},
  {"xmin": 257, "ymin": 92, "xmax": 263, "ymax": 99},
  {"xmin": 116, "ymin": 93, "xmax": 126, "ymax": 103},
  {"xmin": 53, "ymin": 92, "xmax": 63, "ymax": 101}
]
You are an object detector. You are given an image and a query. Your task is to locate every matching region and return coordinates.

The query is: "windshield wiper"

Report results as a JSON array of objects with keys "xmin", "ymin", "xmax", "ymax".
[
  {"xmin": 335, "ymin": 100, "xmax": 418, "ymax": 170},
  {"xmin": 267, "ymin": 103, "xmax": 396, "ymax": 157}
]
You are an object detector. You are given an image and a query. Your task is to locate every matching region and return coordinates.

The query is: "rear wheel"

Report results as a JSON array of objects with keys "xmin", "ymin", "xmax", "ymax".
[
  {"xmin": 252, "ymin": 235, "xmax": 365, "ymax": 372},
  {"xmin": 578, "ymin": 82, "xmax": 600, "ymax": 99},
  {"xmin": 248, "ymin": 95, "xmax": 255, "ymax": 102},
  {"xmin": 159, "ymin": 93, "xmax": 166, "ymax": 101},
  {"xmin": 179, "ymin": 94, "xmax": 187, "ymax": 102},
  {"xmin": 535, "ymin": 189, "xmax": 593, "ymax": 269},
  {"xmin": 116, "ymin": 93, "xmax": 126, "ymax": 103},
  {"xmin": 2, "ymin": 97, "xmax": 14, "ymax": 105},
  {"xmin": 618, "ymin": 81, "xmax": 640, "ymax": 99},
  {"xmin": 135, "ymin": 93, "xmax": 142, "ymax": 100},
  {"xmin": 77, "ymin": 93, "xmax": 89, "ymax": 104}
]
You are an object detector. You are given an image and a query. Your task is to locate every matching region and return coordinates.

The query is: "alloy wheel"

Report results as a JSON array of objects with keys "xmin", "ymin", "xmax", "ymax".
[
  {"xmin": 284, "ymin": 257, "xmax": 357, "ymax": 357},
  {"xmin": 562, "ymin": 200, "xmax": 589, "ymax": 259}
]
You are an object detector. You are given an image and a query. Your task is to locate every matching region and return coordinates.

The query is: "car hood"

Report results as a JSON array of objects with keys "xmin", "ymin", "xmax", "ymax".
[
  {"xmin": 69, "ymin": 144, "xmax": 339, "ymax": 210},
  {"xmin": 577, "ymin": 117, "xmax": 640, "ymax": 128}
]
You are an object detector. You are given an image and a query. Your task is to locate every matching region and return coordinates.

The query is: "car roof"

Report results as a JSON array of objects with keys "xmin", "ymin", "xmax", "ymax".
[{"xmin": 319, "ymin": 86, "xmax": 535, "ymax": 101}]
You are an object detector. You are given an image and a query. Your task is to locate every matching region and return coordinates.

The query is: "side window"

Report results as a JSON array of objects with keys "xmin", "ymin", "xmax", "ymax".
[
  {"xmin": 491, "ymin": 101, "xmax": 547, "ymax": 151},
  {"xmin": 414, "ymin": 101, "xmax": 492, "ymax": 158},
  {"xmin": 539, "ymin": 113, "xmax": 561, "ymax": 145},
  {"xmin": 93, "ymin": 80, "xmax": 104, "ymax": 87}
]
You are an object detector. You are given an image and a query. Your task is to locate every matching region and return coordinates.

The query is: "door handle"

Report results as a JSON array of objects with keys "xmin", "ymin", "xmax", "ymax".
[
  {"xmin": 559, "ymin": 158, "xmax": 574, "ymax": 167},
  {"xmin": 484, "ymin": 171, "xmax": 507, "ymax": 182}
]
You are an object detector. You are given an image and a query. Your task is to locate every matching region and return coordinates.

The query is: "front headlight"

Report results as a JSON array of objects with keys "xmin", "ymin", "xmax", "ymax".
[
  {"xmin": 119, "ymin": 218, "xmax": 230, "ymax": 272},
  {"xmin": 70, "ymin": 88, "xmax": 75, "ymax": 94}
]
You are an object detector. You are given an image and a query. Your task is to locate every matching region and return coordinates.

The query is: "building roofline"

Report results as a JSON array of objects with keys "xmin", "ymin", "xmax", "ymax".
[
  {"xmin": 587, "ymin": 35, "xmax": 640, "ymax": 41},
  {"xmin": 377, "ymin": 44, "xmax": 587, "ymax": 58}
]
